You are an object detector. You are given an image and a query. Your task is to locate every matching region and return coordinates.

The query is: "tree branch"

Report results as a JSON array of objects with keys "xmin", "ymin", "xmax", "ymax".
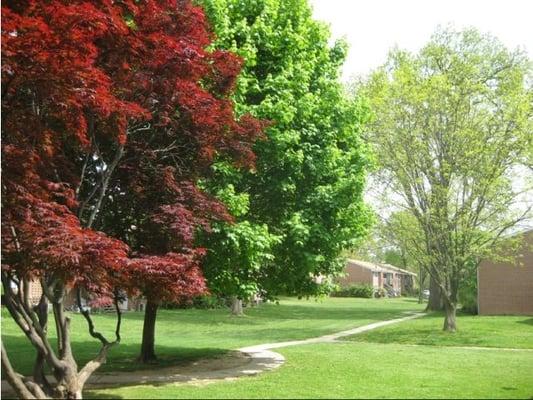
[
  {"xmin": 86, "ymin": 142, "xmax": 125, "ymax": 228},
  {"xmin": 1, "ymin": 340, "xmax": 37, "ymax": 399},
  {"xmin": 76, "ymin": 287, "xmax": 109, "ymax": 346}
]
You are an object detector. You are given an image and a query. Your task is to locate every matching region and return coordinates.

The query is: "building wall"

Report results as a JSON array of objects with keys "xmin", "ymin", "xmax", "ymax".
[
  {"xmin": 337, "ymin": 262, "xmax": 373, "ymax": 287},
  {"xmin": 478, "ymin": 231, "xmax": 533, "ymax": 315},
  {"xmin": 28, "ymin": 280, "xmax": 43, "ymax": 305},
  {"xmin": 23, "ymin": 281, "xmax": 142, "ymax": 312},
  {"xmin": 383, "ymin": 272, "xmax": 401, "ymax": 295},
  {"xmin": 394, "ymin": 273, "xmax": 401, "ymax": 294}
]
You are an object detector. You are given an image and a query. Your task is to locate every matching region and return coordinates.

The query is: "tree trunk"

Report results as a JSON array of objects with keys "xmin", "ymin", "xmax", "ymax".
[
  {"xmin": 2, "ymin": 276, "xmax": 120, "ymax": 399},
  {"xmin": 33, "ymin": 296, "xmax": 51, "ymax": 392},
  {"xmin": 230, "ymin": 296, "xmax": 243, "ymax": 316},
  {"xmin": 443, "ymin": 301, "xmax": 457, "ymax": 332},
  {"xmin": 426, "ymin": 275, "xmax": 444, "ymax": 311},
  {"xmin": 59, "ymin": 370, "xmax": 83, "ymax": 400},
  {"xmin": 417, "ymin": 266, "xmax": 424, "ymax": 304},
  {"xmin": 3, "ymin": 328, "xmax": 84, "ymax": 399},
  {"xmin": 139, "ymin": 299, "xmax": 159, "ymax": 363}
]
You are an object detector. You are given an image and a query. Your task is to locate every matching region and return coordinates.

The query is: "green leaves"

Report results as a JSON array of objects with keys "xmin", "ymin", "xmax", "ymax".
[
  {"xmin": 201, "ymin": 219, "xmax": 281, "ymax": 300},
  {"xmin": 200, "ymin": 0, "xmax": 372, "ymax": 297},
  {"xmin": 357, "ymin": 27, "xmax": 533, "ymax": 323}
]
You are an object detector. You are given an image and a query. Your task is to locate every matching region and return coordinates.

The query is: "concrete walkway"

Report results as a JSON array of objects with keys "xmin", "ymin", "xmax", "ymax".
[
  {"xmin": 239, "ymin": 312, "xmax": 424, "ymax": 353},
  {"xmin": 1, "ymin": 312, "xmax": 424, "ymax": 395}
]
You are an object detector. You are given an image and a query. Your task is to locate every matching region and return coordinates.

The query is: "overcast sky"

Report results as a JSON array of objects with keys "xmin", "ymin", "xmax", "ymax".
[
  {"xmin": 310, "ymin": 0, "xmax": 533, "ymax": 81},
  {"xmin": 308, "ymin": 0, "xmax": 533, "ymax": 225}
]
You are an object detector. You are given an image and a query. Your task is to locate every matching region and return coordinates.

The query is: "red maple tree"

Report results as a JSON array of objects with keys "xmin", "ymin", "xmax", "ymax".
[{"xmin": 1, "ymin": 1, "xmax": 263, "ymax": 398}]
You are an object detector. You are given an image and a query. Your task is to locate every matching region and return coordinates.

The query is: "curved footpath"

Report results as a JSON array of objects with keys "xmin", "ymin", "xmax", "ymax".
[{"xmin": 2, "ymin": 312, "xmax": 424, "ymax": 395}]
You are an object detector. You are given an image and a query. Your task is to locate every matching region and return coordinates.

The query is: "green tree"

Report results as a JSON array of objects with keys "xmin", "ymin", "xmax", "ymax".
[
  {"xmin": 199, "ymin": 175, "xmax": 281, "ymax": 315},
  {"xmin": 200, "ymin": 0, "xmax": 372, "ymax": 297},
  {"xmin": 358, "ymin": 27, "xmax": 533, "ymax": 331}
]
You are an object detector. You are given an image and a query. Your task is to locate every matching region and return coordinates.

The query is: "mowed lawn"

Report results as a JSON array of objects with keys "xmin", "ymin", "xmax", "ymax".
[
  {"xmin": 1, "ymin": 297, "xmax": 422, "ymax": 375},
  {"xmin": 3, "ymin": 298, "xmax": 533, "ymax": 399},
  {"xmin": 87, "ymin": 309, "xmax": 533, "ymax": 399},
  {"xmin": 347, "ymin": 311, "xmax": 533, "ymax": 349},
  {"xmin": 90, "ymin": 342, "xmax": 533, "ymax": 399}
]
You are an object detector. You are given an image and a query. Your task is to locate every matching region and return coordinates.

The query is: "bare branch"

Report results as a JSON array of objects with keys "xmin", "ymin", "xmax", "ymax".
[
  {"xmin": 86, "ymin": 142, "xmax": 125, "ymax": 228},
  {"xmin": 76, "ymin": 287, "xmax": 110, "ymax": 346},
  {"xmin": 77, "ymin": 343, "xmax": 117, "ymax": 387}
]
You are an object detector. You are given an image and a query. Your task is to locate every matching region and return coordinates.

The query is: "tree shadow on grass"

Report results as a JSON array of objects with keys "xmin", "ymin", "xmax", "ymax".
[
  {"xmin": 399, "ymin": 298, "xmax": 423, "ymax": 303},
  {"xmin": 1, "ymin": 335, "xmax": 228, "ymax": 376},
  {"xmin": 86, "ymin": 392, "xmax": 123, "ymax": 399},
  {"xmin": 83, "ymin": 347, "xmax": 250, "ymax": 399},
  {"xmin": 2, "ymin": 341, "xmax": 233, "ymax": 399},
  {"xmin": 516, "ymin": 317, "xmax": 533, "ymax": 326},
  {"xmin": 3, "ymin": 301, "xmax": 421, "ymax": 375},
  {"xmin": 242, "ymin": 303, "xmax": 421, "ymax": 322},
  {"xmin": 80, "ymin": 303, "xmax": 421, "ymax": 332}
]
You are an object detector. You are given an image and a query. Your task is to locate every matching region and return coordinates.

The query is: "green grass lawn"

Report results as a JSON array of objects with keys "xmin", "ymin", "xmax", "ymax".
[
  {"xmin": 1, "ymin": 297, "xmax": 422, "ymax": 375},
  {"xmin": 88, "ymin": 342, "xmax": 533, "ymax": 399},
  {"xmin": 346, "ymin": 311, "xmax": 533, "ymax": 349},
  {"xmin": 4, "ymin": 298, "xmax": 533, "ymax": 399},
  {"xmin": 85, "ymin": 306, "xmax": 533, "ymax": 399}
]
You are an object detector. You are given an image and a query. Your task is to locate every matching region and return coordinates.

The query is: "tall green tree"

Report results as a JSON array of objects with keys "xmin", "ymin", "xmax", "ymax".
[
  {"xmin": 358, "ymin": 28, "xmax": 533, "ymax": 331},
  {"xmin": 200, "ymin": 0, "xmax": 372, "ymax": 298}
]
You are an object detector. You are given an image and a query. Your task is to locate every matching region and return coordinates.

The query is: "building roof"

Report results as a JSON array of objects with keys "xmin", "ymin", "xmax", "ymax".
[
  {"xmin": 346, "ymin": 259, "xmax": 385, "ymax": 272},
  {"xmin": 380, "ymin": 263, "xmax": 418, "ymax": 276},
  {"xmin": 346, "ymin": 259, "xmax": 417, "ymax": 277}
]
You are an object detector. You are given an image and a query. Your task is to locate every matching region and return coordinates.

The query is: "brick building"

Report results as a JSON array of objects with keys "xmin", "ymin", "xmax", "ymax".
[
  {"xmin": 478, "ymin": 229, "xmax": 533, "ymax": 315},
  {"xmin": 23, "ymin": 281, "xmax": 145, "ymax": 312},
  {"xmin": 337, "ymin": 259, "xmax": 416, "ymax": 296}
]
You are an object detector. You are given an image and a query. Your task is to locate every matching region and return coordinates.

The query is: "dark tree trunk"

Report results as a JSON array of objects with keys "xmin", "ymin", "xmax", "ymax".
[
  {"xmin": 443, "ymin": 300, "xmax": 457, "ymax": 332},
  {"xmin": 139, "ymin": 299, "xmax": 159, "ymax": 363},
  {"xmin": 417, "ymin": 266, "xmax": 425, "ymax": 304},
  {"xmin": 426, "ymin": 275, "xmax": 444, "ymax": 311},
  {"xmin": 230, "ymin": 296, "xmax": 243, "ymax": 316},
  {"xmin": 32, "ymin": 296, "xmax": 52, "ymax": 393}
]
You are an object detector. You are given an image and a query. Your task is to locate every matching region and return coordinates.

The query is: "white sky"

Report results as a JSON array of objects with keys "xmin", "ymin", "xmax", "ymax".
[{"xmin": 310, "ymin": 0, "xmax": 533, "ymax": 81}]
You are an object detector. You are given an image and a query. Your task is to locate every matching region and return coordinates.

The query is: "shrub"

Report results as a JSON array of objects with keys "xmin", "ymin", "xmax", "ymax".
[
  {"xmin": 331, "ymin": 284, "xmax": 374, "ymax": 298},
  {"xmin": 459, "ymin": 279, "xmax": 478, "ymax": 314},
  {"xmin": 459, "ymin": 261, "xmax": 478, "ymax": 314},
  {"xmin": 165, "ymin": 294, "xmax": 226, "ymax": 310}
]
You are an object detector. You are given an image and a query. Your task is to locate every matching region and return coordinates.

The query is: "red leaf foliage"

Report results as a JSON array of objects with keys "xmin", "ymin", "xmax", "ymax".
[
  {"xmin": 1, "ymin": 146, "xmax": 129, "ymax": 296},
  {"xmin": 2, "ymin": 0, "xmax": 265, "ymax": 301},
  {"xmin": 128, "ymin": 251, "xmax": 208, "ymax": 302}
]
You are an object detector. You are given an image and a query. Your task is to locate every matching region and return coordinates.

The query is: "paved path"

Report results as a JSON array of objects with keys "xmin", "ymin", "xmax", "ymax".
[
  {"xmin": 1, "ymin": 312, "xmax": 424, "ymax": 395},
  {"xmin": 239, "ymin": 312, "xmax": 424, "ymax": 353}
]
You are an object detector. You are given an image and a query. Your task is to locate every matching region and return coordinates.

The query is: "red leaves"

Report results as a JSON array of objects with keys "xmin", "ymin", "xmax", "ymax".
[
  {"xmin": 2, "ymin": 0, "xmax": 265, "ymax": 304},
  {"xmin": 2, "ymin": 1, "xmax": 150, "ymax": 149},
  {"xmin": 148, "ymin": 182, "xmax": 232, "ymax": 246},
  {"xmin": 128, "ymin": 251, "xmax": 208, "ymax": 302},
  {"xmin": 1, "ymin": 177, "xmax": 129, "ymax": 296},
  {"xmin": 210, "ymin": 50, "xmax": 243, "ymax": 95}
]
